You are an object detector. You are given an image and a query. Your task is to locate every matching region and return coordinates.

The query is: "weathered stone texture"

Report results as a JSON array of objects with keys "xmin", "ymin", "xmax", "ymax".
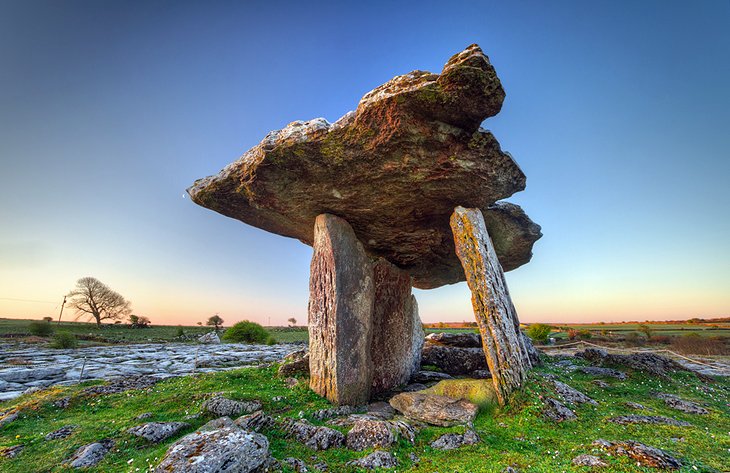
[
  {"xmin": 370, "ymin": 258, "xmax": 423, "ymax": 393},
  {"xmin": 308, "ymin": 214, "xmax": 374, "ymax": 405},
  {"xmin": 188, "ymin": 45, "xmax": 541, "ymax": 289},
  {"xmin": 450, "ymin": 206, "xmax": 532, "ymax": 405}
]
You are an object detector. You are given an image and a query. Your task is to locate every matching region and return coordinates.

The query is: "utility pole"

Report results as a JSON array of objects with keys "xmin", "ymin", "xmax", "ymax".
[{"xmin": 57, "ymin": 296, "xmax": 66, "ymax": 325}]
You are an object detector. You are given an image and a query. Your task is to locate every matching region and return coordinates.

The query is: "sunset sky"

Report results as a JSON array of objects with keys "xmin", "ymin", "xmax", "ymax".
[{"xmin": 1, "ymin": 0, "xmax": 728, "ymax": 326}]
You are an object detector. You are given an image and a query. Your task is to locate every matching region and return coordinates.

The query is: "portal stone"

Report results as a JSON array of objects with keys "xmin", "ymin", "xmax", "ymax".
[
  {"xmin": 450, "ymin": 206, "xmax": 532, "ymax": 405},
  {"xmin": 308, "ymin": 214, "xmax": 374, "ymax": 405},
  {"xmin": 370, "ymin": 258, "xmax": 424, "ymax": 394}
]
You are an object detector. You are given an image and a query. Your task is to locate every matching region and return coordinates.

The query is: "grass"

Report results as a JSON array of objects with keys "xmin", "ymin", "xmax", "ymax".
[{"xmin": 1, "ymin": 357, "xmax": 728, "ymax": 472}]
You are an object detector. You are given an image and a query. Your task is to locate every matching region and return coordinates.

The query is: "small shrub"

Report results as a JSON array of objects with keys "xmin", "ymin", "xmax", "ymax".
[
  {"xmin": 567, "ymin": 328, "xmax": 579, "ymax": 340},
  {"xmin": 50, "ymin": 331, "xmax": 78, "ymax": 349},
  {"xmin": 175, "ymin": 326, "xmax": 185, "ymax": 337},
  {"xmin": 625, "ymin": 332, "xmax": 645, "ymax": 347},
  {"xmin": 222, "ymin": 321, "xmax": 271, "ymax": 344},
  {"xmin": 526, "ymin": 324, "xmax": 552, "ymax": 344},
  {"xmin": 42, "ymin": 316, "xmax": 53, "ymax": 322},
  {"xmin": 577, "ymin": 329, "xmax": 592, "ymax": 339},
  {"xmin": 266, "ymin": 335, "xmax": 276, "ymax": 345},
  {"xmin": 28, "ymin": 320, "xmax": 54, "ymax": 337},
  {"xmin": 638, "ymin": 324, "xmax": 653, "ymax": 339}
]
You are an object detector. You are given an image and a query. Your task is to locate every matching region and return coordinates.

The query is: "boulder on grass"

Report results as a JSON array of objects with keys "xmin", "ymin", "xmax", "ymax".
[
  {"xmin": 389, "ymin": 392, "xmax": 478, "ymax": 427},
  {"xmin": 198, "ymin": 332, "xmax": 221, "ymax": 344}
]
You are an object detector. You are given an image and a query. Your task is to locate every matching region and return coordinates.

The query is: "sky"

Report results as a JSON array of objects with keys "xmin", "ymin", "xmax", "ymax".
[{"xmin": 0, "ymin": 0, "xmax": 728, "ymax": 326}]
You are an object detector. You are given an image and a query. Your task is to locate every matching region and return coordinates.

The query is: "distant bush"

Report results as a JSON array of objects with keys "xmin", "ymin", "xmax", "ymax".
[
  {"xmin": 625, "ymin": 332, "xmax": 645, "ymax": 347},
  {"xmin": 28, "ymin": 320, "xmax": 54, "ymax": 337},
  {"xmin": 42, "ymin": 316, "xmax": 53, "ymax": 322},
  {"xmin": 222, "ymin": 321, "xmax": 272, "ymax": 344},
  {"xmin": 638, "ymin": 324, "xmax": 653, "ymax": 339},
  {"xmin": 526, "ymin": 324, "xmax": 552, "ymax": 344},
  {"xmin": 650, "ymin": 335, "xmax": 672, "ymax": 344},
  {"xmin": 129, "ymin": 314, "xmax": 151, "ymax": 328},
  {"xmin": 567, "ymin": 329, "xmax": 579, "ymax": 341},
  {"xmin": 671, "ymin": 333, "xmax": 728, "ymax": 355},
  {"xmin": 175, "ymin": 326, "xmax": 185, "ymax": 337},
  {"xmin": 50, "ymin": 331, "xmax": 78, "ymax": 349},
  {"xmin": 577, "ymin": 329, "xmax": 592, "ymax": 339}
]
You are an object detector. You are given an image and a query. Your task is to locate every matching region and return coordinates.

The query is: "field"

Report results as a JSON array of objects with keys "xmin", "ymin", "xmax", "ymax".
[{"xmin": 1, "ymin": 355, "xmax": 729, "ymax": 472}]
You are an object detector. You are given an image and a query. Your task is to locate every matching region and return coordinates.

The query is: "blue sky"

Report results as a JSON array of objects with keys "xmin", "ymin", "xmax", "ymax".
[{"xmin": 1, "ymin": 0, "xmax": 728, "ymax": 325}]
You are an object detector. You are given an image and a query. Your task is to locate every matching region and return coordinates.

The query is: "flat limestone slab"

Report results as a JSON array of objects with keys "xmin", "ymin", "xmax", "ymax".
[{"xmin": 189, "ymin": 44, "xmax": 541, "ymax": 289}]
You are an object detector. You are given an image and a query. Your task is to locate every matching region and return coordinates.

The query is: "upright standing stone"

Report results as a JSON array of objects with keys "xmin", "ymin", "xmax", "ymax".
[
  {"xmin": 370, "ymin": 258, "xmax": 424, "ymax": 394},
  {"xmin": 450, "ymin": 206, "xmax": 532, "ymax": 405},
  {"xmin": 309, "ymin": 214, "xmax": 374, "ymax": 405}
]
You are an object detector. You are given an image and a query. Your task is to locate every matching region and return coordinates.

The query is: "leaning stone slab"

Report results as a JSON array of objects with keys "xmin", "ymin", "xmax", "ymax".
[
  {"xmin": 127, "ymin": 422, "xmax": 189, "ymax": 443},
  {"xmin": 450, "ymin": 206, "xmax": 532, "ymax": 405},
  {"xmin": 156, "ymin": 427, "xmax": 269, "ymax": 473},
  {"xmin": 389, "ymin": 392, "xmax": 478, "ymax": 427},
  {"xmin": 66, "ymin": 439, "xmax": 114, "ymax": 468},
  {"xmin": 308, "ymin": 213, "xmax": 374, "ymax": 405}
]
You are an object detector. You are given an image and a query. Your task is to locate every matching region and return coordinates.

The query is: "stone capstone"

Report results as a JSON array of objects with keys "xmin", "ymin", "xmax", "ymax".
[
  {"xmin": 425, "ymin": 332, "xmax": 482, "ymax": 347},
  {"xmin": 156, "ymin": 426, "xmax": 270, "ymax": 473},
  {"xmin": 188, "ymin": 45, "xmax": 541, "ymax": 289},
  {"xmin": 389, "ymin": 392, "xmax": 478, "ymax": 426}
]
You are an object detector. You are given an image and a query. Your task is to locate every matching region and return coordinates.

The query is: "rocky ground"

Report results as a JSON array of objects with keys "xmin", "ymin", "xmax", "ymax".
[{"xmin": 0, "ymin": 341, "xmax": 299, "ymax": 401}]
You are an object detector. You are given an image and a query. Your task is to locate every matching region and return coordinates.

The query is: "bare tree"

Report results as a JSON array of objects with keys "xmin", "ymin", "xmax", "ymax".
[
  {"xmin": 207, "ymin": 314, "xmax": 224, "ymax": 332},
  {"xmin": 66, "ymin": 277, "xmax": 131, "ymax": 327}
]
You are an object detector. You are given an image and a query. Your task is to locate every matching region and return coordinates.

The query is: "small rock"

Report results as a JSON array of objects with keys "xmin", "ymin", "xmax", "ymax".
[
  {"xmin": 200, "ymin": 416, "xmax": 236, "ymax": 431},
  {"xmin": 127, "ymin": 422, "xmax": 189, "ymax": 443},
  {"xmin": 202, "ymin": 396, "xmax": 262, "ymax": 417},
  {"xmin": 198, "ymin": 332, "xmax": 221, "ymax": 344},
  {"xmin": 1, "ymin": 444, "xmax": 24, "ymax": 458},
  {"xmin": 552, "ymin": 380, "xmax": 597, "ymax": 405},
  {"xmin": 156, "ymin": 426, "xmax": 270, "ymax": 472},
  {"xmin": 53, "ymin": 396, "xmax": 71, "ymax": 409},
  {"xmin": 421, "ymin": 344, "xmax": 488, "ymax": 375},
  {"xmin": 578, "ymin": 366, "xmax": 627, "ymax": 380},
  {"xmin": 283, "ymin": 457, "xmax": 309, "ymax": 472},
  {"xmin": 311, "ymin": 405, "xmax": 364, "ymax": 421},
  {"xmin": 272, "ymin": 396, "xmax": 285, "ymax": 402},
  {"xmin": 367, "ymin": 401, "xmax": 396, "ymax": 419},
  {"xmin": 425, "ymin": 332, "xmax": 482, "ymax": 347},
  {"xmin": 66, "ymin": 439, "xmax": 114, "ymax": 468},
  {"xmin": 430, "ymin": 428, "xmax": 480, "ymax": 450},
  {"xmin": 593, "ymin": 439, "xmax": 681, "ymax": 469},
  {"xmin": 655, "ymin": 393, "xmax": 708, "ymax": 415},
  {"xmin": 283, "ymin": 419, "xmax": 345, "ymax": 450},
  {"xmin": 608, "ymin": 415, "xmax": 690, "ymax": 427},
  {"xmin": 593, "ymin": 379, "xmax": 610, "ymax": 388},
  {"xmin": 82, "ymin": 375, "xmax": 160, "ymax": 396},
  {"xmin": 409, "ymin": 452, "xmax": 420, "ymax": 464},
  {"xmin": 389, "ymin": 392, "xmax": 478, "ymax": 426},
  {"xmin": 347, "ymin": 450, "xmax": 398, "ymax": 469},
  {"xmin": 572, "ymin": 454, "xmax": 607, "ymax": 467},
  {"xmin": 136, "ymin": 412, "xmax": 153, "ymax": 420},
  {"xmin": 0, "ymin": 410, "xmax": 19, "ymax": 428},
  {"xmin": 346, "ymin": 419, "xmax": 398, "ymax": 450},
  {"xmin": 625, "ymin": 401, "xmax": 646, "ymax": 410},
  {"xmin": 410, "ymin": 370, "xmax": 454, "ymax": 383},
  {"xmin": 469, "ymin": 369, "xmax": 492, "ymax": 379},
  {"xmin": 235, "ymin": 410, "xmax": 275, "ymax": 432},
  {"xmin": 312, "ymin": 461, "xmax": 329, "ymax": 471},
  {"xmin": 542, "ymin": 397, "xmax": 576, "ymax": 422},
  {"xmin": 45, "ymin": 425, "xmax": 77, "ymax": 440},
  {"xmin": 284, "ymin": 377, "xmax": 299, "ymax": 388},
  {"xmin": 278, "ymin": 350, "xmax": 309, "ymax": 377},
  {"xmin": 23, "ymin": 386, "xmax": 42, "ymax": 395}
]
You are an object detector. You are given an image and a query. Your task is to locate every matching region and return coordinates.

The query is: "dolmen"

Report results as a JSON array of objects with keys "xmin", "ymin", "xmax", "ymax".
[{"xmin": 189, "ymin": 44, "xmax": 541, "ymax": 406}]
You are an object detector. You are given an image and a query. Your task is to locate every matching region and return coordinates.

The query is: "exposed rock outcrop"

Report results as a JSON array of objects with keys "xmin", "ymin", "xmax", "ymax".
[
  {"xmin": 592, "ymin": 439, "xmax": 681, "ymax": 469},
  {"xmin": 202, "ymin": 396, "xmax": 262, "ymax": 417},
  {"xmin": 127, "ymin": 422, "xmax": 189, "ymax": 443},
  {"xmin": 66, "ymin": 439, "xmax": 114, "ymax": 468}
]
